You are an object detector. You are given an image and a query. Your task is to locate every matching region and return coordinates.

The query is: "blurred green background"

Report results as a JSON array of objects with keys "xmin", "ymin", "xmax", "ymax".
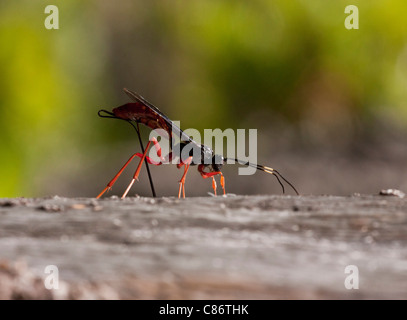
[{"xmin": 1, "ymin": 0, "xmax": 406, "ymax": 198}]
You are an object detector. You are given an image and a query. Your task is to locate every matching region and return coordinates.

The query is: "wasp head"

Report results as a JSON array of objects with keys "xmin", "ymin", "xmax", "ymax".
[{"xmin": 211, "ymin": 154, "xmax": 224, "ymax": 172}]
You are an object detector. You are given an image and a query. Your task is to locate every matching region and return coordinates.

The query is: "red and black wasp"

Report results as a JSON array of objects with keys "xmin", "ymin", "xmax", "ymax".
[{"xmin": 96, "ymin": 88, "xmax": 299, "ymax": 199}]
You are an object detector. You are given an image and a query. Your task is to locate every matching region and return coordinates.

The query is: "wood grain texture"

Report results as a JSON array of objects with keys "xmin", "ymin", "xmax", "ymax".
[{"xmin": 0, "ymin": 195, "xmax": 406, "ymax": 299}]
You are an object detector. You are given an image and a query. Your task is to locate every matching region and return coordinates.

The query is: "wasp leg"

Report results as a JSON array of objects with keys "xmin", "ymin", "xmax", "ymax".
[
  {"xmin": 121, "ymin": 140, "xmax": 153, "ymax": 199},
  {"xmin": 97, "ymin": 152, "xmax": 145, "ymax": 199},
  {"xmin": 220, "ymin": 173, "xmax": 225, "ymax": 195},
  {"xmin": 211, "ymin": 176, "xmax": 217, "ymax": 196},
  {"xmin": 98, "ymin": 137, "xmax": 168, "ymax": 199},
  {"xmin": 121, "ymin": 137, "xmax": 174, "ymax": 199},
  {"xmin": 177, "ymin": 156, "xmax": 193, "ymax": 199},
  {"xmin": 197, "ymin": 165, "xmax": 226, "ymax": 196}
]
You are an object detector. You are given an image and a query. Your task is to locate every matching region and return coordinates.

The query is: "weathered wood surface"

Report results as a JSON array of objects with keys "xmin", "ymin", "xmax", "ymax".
[{"xmin": 0, "ymin": 194, "xmax": 406, "ymax": 299}]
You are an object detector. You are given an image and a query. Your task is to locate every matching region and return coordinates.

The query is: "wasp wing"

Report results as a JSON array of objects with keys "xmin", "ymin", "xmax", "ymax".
[{"xmin": 123, "ymin": 88, "xmax": 192, "ymax": 144}]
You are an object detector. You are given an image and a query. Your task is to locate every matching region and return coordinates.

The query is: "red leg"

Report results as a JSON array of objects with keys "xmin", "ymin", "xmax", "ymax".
[
  {"xmin": 220, "ymin": 173, "xmax": 225, "ymax": 195},
  {"xmin": 198, "ymin": 165, "xmax": 226, "ymax": 196},
  {"xmin": 178, "ymin": 156, "xmax": 193, "ymax": 199},
  {"xmin": 97, "ymin": 138, "xmax": 171, "ymax": 199},
  {"xmin": 96, "ymin": 152, "xmax": 144, "ymax": 199},
  {"xmin": 133, "ymin": 151, "xmax": 174, "ymax": 166},
  {"xmin": 141, "ymin": 136, "xmax": 174, "ymax": 165},
  {"xmin": 150, "ymin": 137, "xmax": 168, "ymax": 163},
  {"xmin": 121, "ymin": 140, "xmax": 152, "ymax": 199},
  {"xmin": 122, "ymin": 138, "xmax": 176, "ymax": 198}
]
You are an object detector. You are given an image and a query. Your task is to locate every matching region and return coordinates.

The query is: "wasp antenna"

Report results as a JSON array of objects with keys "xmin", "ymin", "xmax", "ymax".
[
  {"xmin": 226, "ymin": 158, "xmax": 299, "ymax": 195},
  {"xmin": 255, "ymin": 163, "xmax": 299, "ymax": 195},
  {"xmin": 273, "ymin": 173, "xmax": 285, "ymax": 194},
  {"xmin": 273, "ymin": 169, "xmax": 300, "ymax": 195}
]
